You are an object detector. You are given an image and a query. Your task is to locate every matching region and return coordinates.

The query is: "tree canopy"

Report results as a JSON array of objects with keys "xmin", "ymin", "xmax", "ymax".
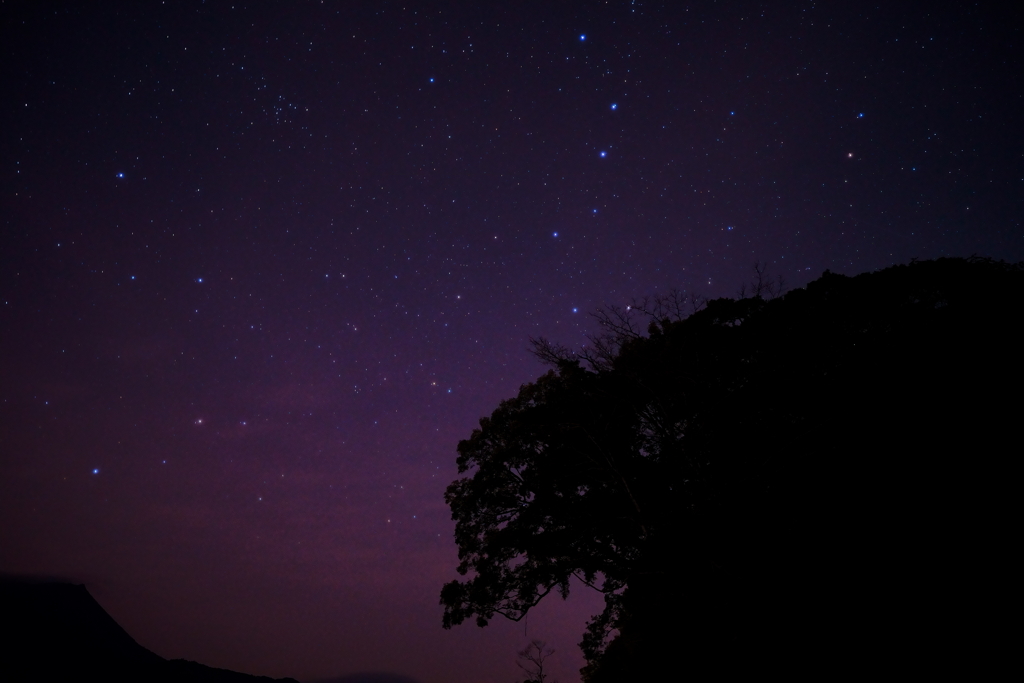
[{"xmin": 441, "ymin": 257, "xmax": 1022, "ymax": 680}]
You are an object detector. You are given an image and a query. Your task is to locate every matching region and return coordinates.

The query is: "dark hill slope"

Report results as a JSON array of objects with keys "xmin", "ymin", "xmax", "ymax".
[{"xmin": 0, "ymin": 579, "xmax": 299, "ymax": 683}]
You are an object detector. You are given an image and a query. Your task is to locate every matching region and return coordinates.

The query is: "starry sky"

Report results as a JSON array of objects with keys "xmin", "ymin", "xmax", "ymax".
[{"xmin": 1, "ymin": 2, "xmax": 1021, "ymax": 682}]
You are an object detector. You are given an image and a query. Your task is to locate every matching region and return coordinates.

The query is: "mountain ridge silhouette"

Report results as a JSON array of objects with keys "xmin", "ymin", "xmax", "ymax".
[
  {"xmin": 308, "ymin": 675, "xmax": 422, "ymax": 683},
  {"xmin": 0, "ymin": 578, "xmax": 300, "ymax": 682}
]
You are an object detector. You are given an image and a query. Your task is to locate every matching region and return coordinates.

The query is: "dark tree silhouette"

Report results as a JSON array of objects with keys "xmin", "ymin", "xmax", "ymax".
[
  {"xmin": 441, "ymin": 258, "xmax": 1021, "ymax": 680},
  {"xmin": 516, "ymin": 640, "xmax": 555, "ymax": 683}
]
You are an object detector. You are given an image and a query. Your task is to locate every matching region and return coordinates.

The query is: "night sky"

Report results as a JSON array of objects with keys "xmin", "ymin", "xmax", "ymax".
[{"xmin": 1, "ymin": 2, "xmax": 1021, "ymax": 682}]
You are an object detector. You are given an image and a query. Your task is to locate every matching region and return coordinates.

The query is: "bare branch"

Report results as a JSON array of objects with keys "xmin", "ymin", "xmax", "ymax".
[
  {"xmin": 529, "ymin": 337, "xmax": 577, "ymax": 365},
  {"xmin": 516, "ymin": 639, "xmax": 555, "ymax": 683},
  {"xmin": 742, "ymin": 262, "xmax": 788, "ymax": 300},
  {"xmin": 533, "ymin": 290, "xmax": 707, "ymax": 371}
]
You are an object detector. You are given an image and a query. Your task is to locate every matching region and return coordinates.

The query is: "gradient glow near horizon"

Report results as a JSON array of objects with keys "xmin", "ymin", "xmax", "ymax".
[{"xmin": 1, "ymin": 3, "xmax": 1021, "ymax": 683}]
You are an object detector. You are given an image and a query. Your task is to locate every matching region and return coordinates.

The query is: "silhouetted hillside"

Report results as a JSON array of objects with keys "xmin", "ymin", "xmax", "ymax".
[
  {"xmin": 0, "ymin": 578, "xmax": 299, "ymax": 682},
  {"xmin": 310, "ymin": 675, "xmax": 422, "ymax": 683}
]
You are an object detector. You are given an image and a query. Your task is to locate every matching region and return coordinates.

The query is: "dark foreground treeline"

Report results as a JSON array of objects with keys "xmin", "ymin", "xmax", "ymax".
[
  {"xmin": 591, "ymin": 257, "xmax": 1020, "ymax": 679},
  {"xmin": 0, "ymin": 579, "xmax": 298, "ymax": 682},
  {"xmin": 443, "ymin": 257, "xmax": 1020, "ymax": 679}
]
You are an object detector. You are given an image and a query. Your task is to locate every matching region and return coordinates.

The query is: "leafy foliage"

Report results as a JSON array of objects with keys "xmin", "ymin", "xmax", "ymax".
[{"xmin": 442, "ymin": 258, "xmax": 1023, "ymax": 679}]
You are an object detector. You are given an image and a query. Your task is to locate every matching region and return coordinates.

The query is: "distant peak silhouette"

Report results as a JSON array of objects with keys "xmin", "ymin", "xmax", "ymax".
[
  {"xmin": 0, "ymin": 579, "xmax": 299, "ymax": 682},
  {"xmin": 309, "ymin": 675, "xmax": 422, "ymax": 683}
]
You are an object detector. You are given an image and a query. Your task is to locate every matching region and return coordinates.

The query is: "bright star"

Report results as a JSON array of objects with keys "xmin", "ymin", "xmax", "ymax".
[
  {"xmin": 600, "ymin": 151, "xmax": 607, "ymax": 157},
  {"xmin": 611, "ymin": 103, "xmax": 617, "ymax": 110},
  {"xmin": 553, "ymin": 232, "xmax": 559, "ymax": 237},
  {"xmin": 92, "ymin": 469, "xmax": 99, "ymax": 474},
  {"xmin": 429, "ymin": 77, "xmax": 434, "ymax": 82},
  {"xmin": 858, "ymin": 112, "xmax": 864, "ymax": 118},
  {"xmin": 572, "ymin": 307, "xmax": 578, "ymax": 313},
  {"xmin": 116, "ymin": 172, "xmax": 124, "ymax": 178},
  {"xmin": 580, "ymin": 34, "xmax": 586, "ymax": 41}
]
